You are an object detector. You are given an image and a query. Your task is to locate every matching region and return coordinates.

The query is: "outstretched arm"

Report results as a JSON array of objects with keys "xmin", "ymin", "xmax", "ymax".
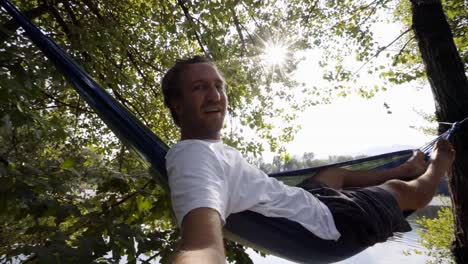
[{"xmin": 173, "ymin": 207, "xmax": 226, "ymax": 264}]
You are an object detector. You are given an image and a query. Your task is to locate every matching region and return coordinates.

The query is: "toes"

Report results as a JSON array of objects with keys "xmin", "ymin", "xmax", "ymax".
[
  {"xmin": 415, "ymin": 150, "xmax": 425, "ymax": 160},
  {"xmin": 411, "ymin": 150, "xmax": 426, "ymax": 164},
  {"xmin": 434, "ymin": 139, "xmax": 454, "ymax": 152}
]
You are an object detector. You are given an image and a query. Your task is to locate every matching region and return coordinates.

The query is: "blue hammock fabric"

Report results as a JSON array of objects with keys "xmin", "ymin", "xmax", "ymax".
[{"xmin": 1, "ymin": 1, "xmax": 461, "ymax": 262}]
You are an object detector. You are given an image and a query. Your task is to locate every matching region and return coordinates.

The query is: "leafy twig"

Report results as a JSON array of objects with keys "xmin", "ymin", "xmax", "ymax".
[
  {"xmin": 353, "ymin": 27, "xmax": 412, "ymax": 75},
  {"xmin": 176, "ymin": 0, "xmax": 209, "ymax": 57},
  {"xmin": 394, "ymin": 36, "xmax": 416, "ymax": 63},
  {"xmin": 41, "ymin": 91, "xmax": 94, "ymax": 113}
]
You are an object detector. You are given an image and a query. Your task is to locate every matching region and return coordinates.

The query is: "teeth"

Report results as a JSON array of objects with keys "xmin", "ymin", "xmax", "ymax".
[{"xmin": 205, "ymin": 107, "xmax": 220, "ymax": 112}]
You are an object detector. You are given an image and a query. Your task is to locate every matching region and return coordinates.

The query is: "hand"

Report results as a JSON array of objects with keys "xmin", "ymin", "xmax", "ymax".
[{"xmin": 430, "ymin": 139, "xmax": 455, "ymax": 169}]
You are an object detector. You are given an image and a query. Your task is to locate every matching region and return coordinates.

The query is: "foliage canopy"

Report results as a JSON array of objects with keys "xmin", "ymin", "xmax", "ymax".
[{"xmin": 0, "ymin": 0, "xmax": 466, "ymax": 263}]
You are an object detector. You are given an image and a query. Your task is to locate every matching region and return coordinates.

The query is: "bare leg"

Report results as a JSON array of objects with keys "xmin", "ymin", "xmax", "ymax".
[
  {"xmin": 314, "ymin": 150, "xmax": 427, "ymax": 189},
  {"xmin": 379, "ymin": 139, "xmax": 455, "ymax": 211}
]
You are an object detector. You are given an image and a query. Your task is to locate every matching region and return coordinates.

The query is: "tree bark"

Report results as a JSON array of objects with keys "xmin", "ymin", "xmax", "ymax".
[{"xmin": 411, "ymin": 0, "xmax": 468, "ymax": 263}]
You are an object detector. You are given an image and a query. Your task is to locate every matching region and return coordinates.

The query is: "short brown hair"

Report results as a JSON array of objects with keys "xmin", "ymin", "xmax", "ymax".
[{"xmin": 161, "ymin": 55, "xmax": 216, "ymax": 125}]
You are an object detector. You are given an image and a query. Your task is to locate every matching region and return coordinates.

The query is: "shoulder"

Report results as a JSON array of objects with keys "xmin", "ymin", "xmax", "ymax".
[
  {"xmin": 167, "ymin": 140, "xmax": 216, "ymax": 161},
  {"xmin": 165, "ymin": 140, "xmax": 226, "ymax": 173}
]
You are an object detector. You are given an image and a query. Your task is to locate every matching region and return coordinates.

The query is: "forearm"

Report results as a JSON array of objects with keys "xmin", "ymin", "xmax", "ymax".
[
  {"xmin": 173, "ymin": 245, "xmax": 225, "ymax": 264},
  {"xmin": 173, "ymin": 208, "xmax": 226, "ymax": 264}
]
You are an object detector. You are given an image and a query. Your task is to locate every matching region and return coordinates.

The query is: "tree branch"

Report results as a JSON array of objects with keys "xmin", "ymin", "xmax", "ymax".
[
  {"xmin": 41, "ymin": 91, "xmax": 94, "ymax": 113},
  {"xmin": 353, "ymin": 27, "xmax": 412, "ymax": 75},
  {"xmin": 128, "ymin": 46, "xmax": 164, "ymax": 74},
  {"xmin": 176, "ymin": 0, "xmax": 209, "ymax": 57},
  {"xmin": 79, "ymin": 0, "xmax": 102, "ymax": 19},
  {"xmin": 60, "ymin": 0, "xmax": 80, "ymax": 26},
  {"xmin": 0, "ymin": 155, "xmax": 9, "ymax": 166},
  {"xmin": 43, "ymin": 0, "xmax": 72, "ymax": 39},
  {"xmin": 393, "ymin": 36, "xmax": 416, "ymax": 64},
  {"xmin": 0, "ymin": 5, "xmax": 48, "ymax": 42},
  {"xmin": 111, "ymin": 86, "xmax": 152, "ymax": 127},
  {"xmin": 63, "ymin": 178, "xmax": 155, "ymax": 239},
  {"xmin": 327, "ymin": 0, "xmax": 390, "ymax": 33},
  {"xmin": 140, "ymin": 252, "xmax": 160, "ymax": 264},
  {"xmin": 125, "ymin": 48, "xmax": 163, "ymax": 97},
  {"xmin": 303, "ymin": 0, "xmax": 321, "ymax": 24},
  {"xmin": 230, "ymin": 7, "xmax": 246, "ymax": 56}
]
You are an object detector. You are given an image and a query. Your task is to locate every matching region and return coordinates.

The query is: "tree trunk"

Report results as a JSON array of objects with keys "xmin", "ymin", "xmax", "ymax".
[{"xmin": 411, "ymin": 0, "xmax": 468, "ymax": 263}]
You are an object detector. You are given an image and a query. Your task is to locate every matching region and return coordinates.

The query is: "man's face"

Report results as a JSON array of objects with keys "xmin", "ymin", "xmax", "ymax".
[{"xmin": 172, "ymin": 63, "xmax": 227, "ymax": 139}]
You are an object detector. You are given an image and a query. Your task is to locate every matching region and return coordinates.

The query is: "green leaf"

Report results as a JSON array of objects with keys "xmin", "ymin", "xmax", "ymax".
[
  {"xmin": 60, "ymin": 158, "xmax": 74, "ymax": 170},
  {"xmin": 136, "ymin": 196, "xmax": 151, "ymax": 213}
]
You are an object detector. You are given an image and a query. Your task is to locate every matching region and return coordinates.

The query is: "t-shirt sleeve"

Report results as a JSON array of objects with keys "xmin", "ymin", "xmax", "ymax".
[{"xmin": 166, "ymin": 142, "xmax": 227, "ymax": 227}]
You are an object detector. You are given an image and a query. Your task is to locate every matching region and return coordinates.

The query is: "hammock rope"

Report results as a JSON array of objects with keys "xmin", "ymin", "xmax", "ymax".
[{"xmin": 2, "ymin": 1, "xmax": 465, "ymax": 262}]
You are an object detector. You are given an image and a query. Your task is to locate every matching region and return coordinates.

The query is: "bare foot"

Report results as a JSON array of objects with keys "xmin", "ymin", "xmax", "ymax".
[
  {"xmin": 430, "ymin": 139, "xmax": 456, "ymax": 170},
  {"xmin": 400, "ymin": 150, "xmax": 427, "ymax": 180}
]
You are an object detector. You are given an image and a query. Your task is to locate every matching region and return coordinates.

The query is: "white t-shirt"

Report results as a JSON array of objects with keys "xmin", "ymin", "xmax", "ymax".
[{"xmin": 166, "ymin": 140, "xmax": 341, "ymax": 240}]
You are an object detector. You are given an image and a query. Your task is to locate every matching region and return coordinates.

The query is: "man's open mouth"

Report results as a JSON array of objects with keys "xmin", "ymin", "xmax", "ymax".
[{"xmin": 204, "ymin": 107, "xmax": 222, "ymax": 114}]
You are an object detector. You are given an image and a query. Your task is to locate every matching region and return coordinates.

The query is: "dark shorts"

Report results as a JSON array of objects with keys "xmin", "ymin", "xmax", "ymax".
[{"xmin": 298, "ymin": 180, "xmax": 412, "ymax": 247}]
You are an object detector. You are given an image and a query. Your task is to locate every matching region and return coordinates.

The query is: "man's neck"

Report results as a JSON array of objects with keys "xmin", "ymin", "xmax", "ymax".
[{"xmin": 180, "ymin": 130, "xmax": 221, "ymax": 141}]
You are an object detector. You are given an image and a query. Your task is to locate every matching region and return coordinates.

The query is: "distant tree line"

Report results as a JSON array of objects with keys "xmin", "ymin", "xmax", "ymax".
[
  {"xmin": 254, "ymin": 152, "xmax": 367, "ymax": 174},
  {"xmin": 254, "ymin": 152, "xmax": 449, "ymax": 196}
]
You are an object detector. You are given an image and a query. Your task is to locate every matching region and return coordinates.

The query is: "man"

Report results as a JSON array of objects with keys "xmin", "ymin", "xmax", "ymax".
[{"xmin": 162, "ymin": 56, "xmax": 455, "ymax": 264}]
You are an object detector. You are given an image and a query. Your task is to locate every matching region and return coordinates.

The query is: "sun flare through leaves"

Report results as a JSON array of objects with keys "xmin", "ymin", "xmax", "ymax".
[{"xmin": 262, "ymin": 41, "xmax": 289, "ymax": 68}]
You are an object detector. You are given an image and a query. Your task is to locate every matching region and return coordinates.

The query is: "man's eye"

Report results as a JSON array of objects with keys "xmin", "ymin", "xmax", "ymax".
[
  {"xmin": 216, "ymin": 84, "xmax": 225, "ymax": 91},
  {"xmin": 193, "ymin": 85, "xmax": 202, "ymax": 90}
]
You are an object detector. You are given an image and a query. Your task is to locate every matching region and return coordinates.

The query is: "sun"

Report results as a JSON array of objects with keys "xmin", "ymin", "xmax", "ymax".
[{"xmin": 262, "ymin": 42, "xmax": 288, "ymax": 67}]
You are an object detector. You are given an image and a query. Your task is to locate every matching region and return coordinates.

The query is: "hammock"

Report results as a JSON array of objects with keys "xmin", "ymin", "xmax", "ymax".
[{"xmin": 1, "ymin": 1, "xmax": 462, "ymax": 262}]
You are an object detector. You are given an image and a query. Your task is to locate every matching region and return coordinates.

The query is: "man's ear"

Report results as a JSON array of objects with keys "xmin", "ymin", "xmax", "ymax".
[{"xmin": 172, "ymin": 99, "xmax": 183, "ymax": 115}]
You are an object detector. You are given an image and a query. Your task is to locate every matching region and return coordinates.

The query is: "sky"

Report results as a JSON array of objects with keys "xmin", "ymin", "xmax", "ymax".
[
  {"xmin": 260, "ymin": 40, "xmax": 437, "ymax": 162},
  {"xmin": 286, "ymin": 74, "xmax": 436, "ymax": 159},
  {"xmin": 280, "ymin": 15, "xmax": 438, "ymax": 160}
]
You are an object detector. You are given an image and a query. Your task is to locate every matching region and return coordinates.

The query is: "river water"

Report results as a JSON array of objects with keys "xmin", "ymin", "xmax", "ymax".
[{"xmin": 247, "ymin": 197, "xmax": 447, "ymax": 264}]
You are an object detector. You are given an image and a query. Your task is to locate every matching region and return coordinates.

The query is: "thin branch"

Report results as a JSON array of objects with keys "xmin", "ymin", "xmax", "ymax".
[
  {"xmin": 0, "ymin": 155, "xmax": 9, "ymax": 166},
  {"xmin": 41, "ymin": 91, "xmax": 94, "ymax": 113},
  {"xmin": 118, "ymin": 144, "xmax": 125, "ymax": 172},
  {"xmin": 230, "ymin": 7, "xmax": 246, "ymax": 56},
  {"xmin": 43, "ymin": 0, "xmax": 72, "ymax": 39},
  {"xmin": 128, "ymin": 46, "xmax": 164, "ymax": 74},
  {"xmin": 64, "ymin": 179, "xmax": 155, "ymax": 237},
  {"xmin": 110, "ymin": 86, "xmax": 152, "ymax": 127},
  {"xmin": 327, "ymin": 0, "xmax": 390, "ymax": 33},
  {"xmin": 23, "ymin": 255, "xmax": 37, "ymax": 263},
  {"xmin": 353, "ymin": 27, "xmax": 412, "ymax": 75},
  {"xmin": 356, "ymin": 6, "xmax": 378, "ymax": 28},
  {"xmin": 31, "ymin": 105, "xmax": 62, "ymax": 110},
  {"xmin": 176, "ymin": 0, "xmax": 208, "ymax": 57},
  {"xmin": 360, "ymin": 0, "xmax": 383, "ymax": 11},
  {"xmin": 241, "ymin": 2, "xmax": 261, "ymax": 29},
  {"xmin": 117, "ymin": 47, "xmax": 162, "ymax": 100},
  {"xmin": 107, "ymin": 180, "xmax": 153, "ymax": 210},
  {"xmin": 80, "ymin": 0, "xmax": 102, "ymax": 19},
  {"xmin": 303, "ymin": 0, "xmax": 321, "ymax": 24},
  {"xmin": 393, "ymin": 36, "xmax": 416, "ymax": 63},
  {"xmin": 4, "ymin": 126, "xmax": 19, "ymax": 156},
  {"xmin": 0, "ymin": 5, "xmax": 48, "ymax": 42},
  {"xmin": 240, "ymin": 23, "xmax": 255, "ymax": 44},
  {"xmin": 140, "ymin": 252, "xmax": 160, "ymax": 264},
  {"xmin": 127, "ymin": 50, "xmax": 155, "ymax": 87},
  {"xmin": 94, "ymin": 46, "xmax": 161, "ymax": 120},
  {"xmin": 60, "ymin": 0, "xmax": 80, "ymax": 26}
]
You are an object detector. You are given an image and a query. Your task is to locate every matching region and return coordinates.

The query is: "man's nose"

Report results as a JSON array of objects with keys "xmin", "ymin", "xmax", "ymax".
[{"xmin": 206, "ymin": 84, "xmax": 221, "ymax": 101}]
